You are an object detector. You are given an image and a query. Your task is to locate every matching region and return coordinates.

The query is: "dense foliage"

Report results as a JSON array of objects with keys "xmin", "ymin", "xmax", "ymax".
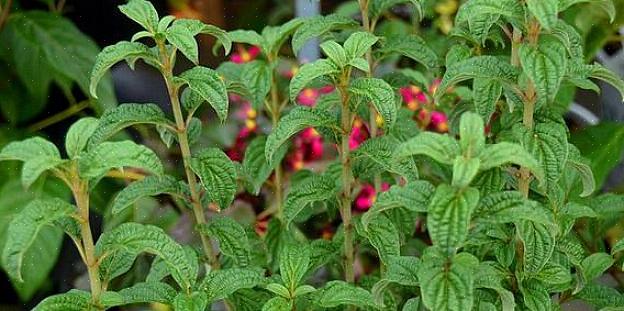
[{"xmin": 2, "ymin": 0, "xmax": 624, "ymax": 310}]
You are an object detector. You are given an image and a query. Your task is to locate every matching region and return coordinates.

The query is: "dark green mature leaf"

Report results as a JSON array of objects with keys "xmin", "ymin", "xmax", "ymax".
[
  {"xmin": 473, "ymin": 78, "xmax": 502, "ymax": 122},
  {"xmin": 478, "ymin": 142, "xmax": 545, "ymax": 184},
  {"xmin": 111, "ymin": 175, "xmax": 187, "ymax": 214},
  {"xmin": 280, "ymin": 243, "xmax": 310, "ymax": 291},
  {"xmin": 90, "ymin": 41, "xmax": 157, "ymax": 98},
  {"xmin": 190, "ymin": 148, "xmax": 237, "ymax": 210},
  {"xmin": 520, "ymin": 280, "xmax": 551, "ymax": 311},
  {"xmin": 559, "ymin": 0, "xmax": 616, "ymax": 22},
  {"xmin": 525, "ymin": 0, "xmax": 559, "ymax": 30},
  {"xmin": 241, "ymin": 136, "xmax": 288, "ymax": 195},
  {"xmin": 455, "ymin": 0, "xmax": 525, "ymax": 28},
  {"xmin": 96, "ymin": 223, "xmax": 195, "ymax": 290},
  {"xmin": 581, "ymin": 253, "xmax": 614, "ymax": 281},
  {"xmin": 265, "ymin": 106, "xmax": 337, "ymax": 164},
  {"xmin": 88, "ymin": 103, "xmax": 173, "ymax": 148},
  {"xmin": 369, "ymin": 0, "xmax": 423, "ymax": 21},
  {"xmin": 32, "ymin": 290, "xmax": 92, "ymax": 311},
  {"xmin": 343, "ymin": 31, "xmax": 378, "ymax": 60},
  {"xmin": 571, "ymin": 122, "xmax": 624, "ymax": 189},
  {"xmin": 351, "ymin": 136, "xmax": 419, "ymax": 181},
  {"xmin": 517, "ymin": 220, "xmax": 555, "ymax": 274},
  {"xmin": 0, "ymin": 137, "xmax": 63, "ymax": 188},
  {"xmin": 519, "ymin": 37, "xmax": 568, "ymax": 105},
  {"xmin": 363, "ymin": 214, "xmax": 400, "ymax": 263},
  {"xmin": 289, "ymin": 59, "xmax": 339, "ymax": 101},
  {"xmin": 113, "ymin": 282, "xmax": 176, "ymax": 306},
  {"xmin": 385, "ymin": 255, "xmax": 421, "ymax": 286},
  {"xmin": 283, "ymin": 174, "xmax": 336, "ymax": 226},
  {"xmin": 65, "ymin": 118, "xmax": 99, "ymax": 159},
  {"xmin": 321, "ymin": 41, "xmax": 349, "ymax": 68},
  {"xmin": 292, "ymin": 14, "xmax": 358, "ymax": 55},
  {"xmin": 587, "ymin": 63, "xmax": 624, "ymax": 102},
  {"xmin": 200, "ymin": 217, "xmax": 251, "ymax": 267},
  {"xmin": 418, "ymin": 252, "xmax": 479, "ymax": 311},
  {"xmin": 428, "ymin": 184, "xmax": 480, "ymax": 254},
  {"xmin": 362, "ymin": 181, "xmax": 433, "ymax": 227},
  {"xmin": 79, "ymin": 141, "xmax": 163, "ymax": 179},
  {"xmin": 402, "ymin": 298, "xmax": 422, "ymax": 311},
  {"xmin": 118, "ymin": 0, "xmax": 159, "ymax": 32},
  {"xmin": 165, "ymin": 19, "xmax": 203, "ymax": 64},
  {"xmin": 377, "ymin": 35, "xmax": 439, "ymax": 68},
  {"xmin": 241, "ymin": 60, "xmax": 272, "ymax": 110},
  {"xmin": 395, "ymin": 132, "xmax": 461, "ymax": 165},
  {"xmin": 475, "ymin": 191, "xmax": 554, "ymax": 226},
  {"xmin": 349, "ymin": 78, "xmax": 396, "ymax": 129},
  {"xmin": 262, "ymin": 297, "xmax": 292, "ymax": 311},
  {"xmin": 200, "ymin": 268, "xmax": 265, "ymax": 302},
  {"xmin": 175, "ymin": 66, "xmax": 229, "ymax": 122},
  {"xmin": 1, "ymin": 199, "xmax": 74, "ymax": 283},
  {"xmin": 576, "ymin": 283, "xmax": 624, "ymax": 309},
  {"xmin": 313, "ymin": 280, "xmax": 377, "ymax": 309}
]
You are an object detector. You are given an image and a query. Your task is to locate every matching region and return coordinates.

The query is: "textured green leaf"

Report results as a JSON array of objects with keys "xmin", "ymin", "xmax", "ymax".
[
  {"xmin": 455, "ymin": 0, "xmax": 525, "ymax": 28},
  {"xmin": 200, "ymin": 268, "xmax": 265, "ymax": 302},
  {"xmin": 88, "ymin": 103, "xmax": 173, "ymax": 148},
  {"xmin": 535, "ymin": 262, "xmax": 573, "ymax": 289},
  {"xmin": 517, "ymin": 220, "xmax": 555, "ymax": 274},
  {"xmin": 190, "ymin": 148, "xmax": 237, "ymax": 210},
  {"xmin": 90, "ymin": 41, "xmax": 156, "ymax": 98},
  {"xmin": 377, "ymin": 35, "xmax": 439, "ymax": 68},
  {"xmin": 395, "ymin": 132, "xmax": 461, "ymax": 165},
  {"xmin": 265, "ymin": 106, "xmax": 337, "ymax": 164},
  {"xmin": 175, "ymin": 66, "xmax": 229, "ymax": 122},
  {"xmin": 402, "ymin": 298, "xmax": 422, "ymax": 311},
  {"xmin": 478, "ymin": 142, "xmax": 545, "ymax": 184},
  {"xmin": 262, "ymin": 297, "xmax": 292, "ymax": 311},
  {"xmin": 363, "ymin": 214, "xmax": 400, "ymax": 264},
  {"xmin": 321, "ymin": 41, "xmax": 348, "ymax": 68},
  {"xmin": 289, "ymin": 59, "xmax": 338, "ymax": 101},
  {"xmin": 351, "ymin": 136, "xmax": 419, "ymax": 181},
  {"xmin": 111, "ymin": 175, "xmax": 187, "ymax": 214},
  {"xmin": 571, "ymin": 122, "xmax": 624, "ymax": 189},
  {"xmin": 587, "ymin": 63, "xmax": 624, "ymax": 102},
  {"xmin": 241, "ymin": 136, "xmax": 287, "ymax": 195},
  {"xmin": 567, "ymin": 151, "xmax": 596, "ymax": 197},
  {"xmin": 283, "ymin": 173, "xmax": 336, "ymax": 226},
  {"xmin": 65, "ymin": 117, "xmax": 99, "ymax": 159},
  {"xmin": 165, "ymin": 19, "xmax": 204, "ymax": 64},
  {"xmin": 437, "ymin": 56, "xmax": 518, "ymax": 101},
  {"xmin": 459, "ymin": 112, "xmax": 485, "ymax": 157},
  {"xmin": 472, "ymin": 78, "xmax": 502, "ymax": 122},
  {"xmin": 172, "ymin": 292, "xmax": 208, "ymax": 311},
  {"xmin": 362, "ymin": 181, "xmax": 433, "ymax": 227},
  {"xmin": 314, "ymin": 280, "xmax": 377, "ymax": 309},
  {"xmin": 581, "ymin": 253, "xmax": 614, "ymax": 281},
  {"xmin": 576, "ymin": 283, "xmax": 624, "ymax": 309},
  {"xmin": 369, "ymin": 0, "xmax": 423, "ymax": 20},
  {"xmin": 199, "ymin": 217, "xmax": 251, "ymax": 267},
  {"xmin": 520, "ymin": 279, "xmax": 551, "ymax": 311},
  {"xmin": 261, "ymin": 18, "xmax": 304, "ymax": 56},
  {"xmin": 519, "ymin": 37, "xmax": 568, "ymax": 105},
  {"xmin": 32, "ymin": 290, "xmax": 92, "ymax": 311},
  {"xmin": 385, "ymin": 255, "xmax": 420, "ymax": 287},
  {"xmin": 452, "ymin": 157, "xmax": 481, "ymax": 188},
  {"xmin": 79, "ymin": 141, "xmax": 163, "ymax": 179},
  {"xmin": 475, "ymin": 191, "xmax": 554, "ymax": 226},
  {"xmin": 292, "ymin": 14, "xmax": 358, "ymax": 55},
  {"xmin": 1, "ymin": 198, "xmax": 74, "ymax": 283},
  {"xmin": 349, "ymin": 77, "xmax": 397, "ymax": 129},
  {"xmin": 113, "ymin": 282, "xmax": 176, "ymax": 306},
  {"xmin": 428, "ymin": 184, "xmax": 480, "ymax": 254},
  {"xmin": 241, "ymin": 60, "xmax": 272, "ymax": 110},
  {"xmin": 118, "ymin": 0, "xmax": 159, "ymax": 32},
  {"xmin": 96, "ymin": 223, "xmax": 195, "ymax": 290},
  {"xmin": 343, "ymin": 31, "xmax": 378, "ymax": 60},
  {"xmin": 280, "ymin": 243, "xmax": 310, "ymax": 291},
  {"xmin": 612, "ymin": 238, "xmax": 624, "ymax": 254},
  {"xmin": 559, "ymin": 0, "xmax": 616, "ymax": 22},
  {"xmin": 0, "ymin": 137, "xmax": 63, "ymax": 188},
  {"xmin": 526, "ymin": 0, "xmax": 559, "ymax": 30},
  {"xmin": 266, "ymin": 283, "xmax": 290, "ymax": 298}
]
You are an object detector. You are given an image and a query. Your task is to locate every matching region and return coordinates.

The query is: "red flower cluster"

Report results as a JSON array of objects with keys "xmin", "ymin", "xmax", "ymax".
[
  {"xmin": 226, "ymin": 100, "xmax": 258, "ymax": 161},
  {"xmin": 399, "ymin": 79, "xmax": 449, "ymax": 133},
  {"xmin": 354, "ymin": 183, "xmax": 390, "ymax": 212},
  {"xmin": 287, "ymin": 128, "xmax": 324, "ymax": 171},
  {"xmin": 349, "ymin": 118, "xmax": 369, "ymax": 150},
  {"xmin": 230, "ymin": 45, "xmax": 261, "ymax": 64}
]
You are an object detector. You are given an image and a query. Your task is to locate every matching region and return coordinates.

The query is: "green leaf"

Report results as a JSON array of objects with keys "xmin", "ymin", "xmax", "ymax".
[
  {"xmin": 241, "ymin": 136, "xmax": 288, "ymax": 195},
  {"xmin": 456, "ymin": 0, "xmax": 525, "ymax": 27},
  {"xmin": 79, "ymin": 141, "xmax": 164, "ymax": 179},
  {"xmin": 313, "ymin": 280, "xmax": 377, "ymax": 309},
  {"xmin": 377, "ymin": 35, "xmax": 439, "ymax": 68},
  {"xmin": 418, "ymin": 252, "xmax": 479, "ymax": 311},
  {"xmin": 289, "ymin": 58, "xmax": 339, "ymax": 101},
  {"xmin": 173, "ymin": 292, "xmax": 208, "ymax": 311},
  {"xmin": 452, "ymin": 157, "xmax": 481, "ymax": 188},
  {"xmin": 395, "ymin": 132, "xmax": 461, "ymax": 165},
  {"xmin": 475, "ymin": 191, "xmax": 554, "ymax": 226},
  {"xmin": 175, "ymin": 66, "xmax": 229, "ymax": 122},
  {"xmin": 362, "ymin": 181, "xmax": 434, "ymax": 227},
  {"xmin": 118, "ymin": 0, "xmax": 159, "ymax": 32},
  {"xmin": 265, "ymin": 106, "xmax": 337, "ymax": 164},
  {"xmin": 459, "ymin": 112, "xmax": 485, "ymax": 157},
  {"xmin": 349, "ymin": 77, "xmax": 397, "ymax": 129},
  {"xmin": 266, "ymin": 283, "xmax": 290, "ymax": 298},
  {"xmin": 199, "ymin": 217, "xmax": 251, "ymax": 267},
  {"xmin": 261, "ymin": 18, "xmax": 304, "ymax": 56},
  {"xmin": 363, "ymin": 214, "xmax": 400, "ymax": 264},
  {"xmin": 428, "ymin": 184, "xmax": 480, "ymax": 254},
  {"xmin": 437, "ymin": 56, "xmax": 518, "ymax": 101},
  {"xmin": 559, "ymin": 0, "xmax": 616, "ymax": 22},
  {"xmin": 576, "ymin": 283, "xmax": 624, "ymax": 309},
  {"xmin": 90, "ymin": 41, "xmax": 156, "ymax": 98},
  {"xmin": 320, "ymin": 40, "xmax": 348, "ymax": 68},
  {"xmin": 280, "ymin": 243, "xmax": 310, "ymax": 291},
  {"xmin": 241, "ymin": 60, "xmax": 272, "ymax": 110},
  {"xmin": 517, "ymin": 220, "xmax": 555, "ymax": 274},
  {"xmin": 112, "ymin": 282, "xmax": 176, "ymax": 306},
  {"xmin": 96, "ymin": 223, "xmax": 195, "ymax": 290},
  {"xmin": 587, "ymin": 63, "xmax": 624, "ymax": 102},
  {"xmin": 32, "ymin": 290, "xmax": 92, "ymax": 311},
  {"xmin": 283, "ymin": 174, "xmax": 336, "ymax": 226},
  {"xmin": 472, "ymin": 78, "xmax": 502, "ymax": 122},
  {"xmin": 65, "ymin": 117, "xmax": 99, "ymax": 159},
  {"xmin": 291, "ymin": 14, "xmax": 358, "ymax": 55},
  {"xmin": 478, "ymin": 142, "xmax": 545, "ymax": 184},
  {"xmin": 165, "ymin": 19, "xmax": 202, "ymax": 64},
  {"xmin": 87, "ymin": 103, "xmax": 173, "ymax": 148},
  {"xmin": 262, "ymin": 297, "xmax": 292, "ymax": 311},
  {"xmin": 369, "ymin": 0, "xmax": 423, "ymax": 21},
  {"xmin": 384, "ymin": 255, "xmax": 421, "ymax": 286},
  {"xmin": 571, "ymin": 122, "xmax": 624, "ymax": 189},
  {"xmin": 293, "ymin": 284, "xmax": 316, "ymax": 297},
  {"xmin": 351, "ymin": 136, "xmax": 419, "ymax": 181},
  {"xmin": 111, "ymin": 175, "xmax": 187, "ymax": 214},
  {"xmin": 2, "ymin": 198, "xmax": 74, "ymax": 283},
  {"xmin": 520, "ymin": 280, "xmax": 551, "ymax": 311},
  {"xmin": 190, "ymin": 148, "xmax": 237, "ymax": 210},
  {"xmin": 525, "ymin": 0, "xmax": 559, "ymax": 30},
  {"xmin": 200, "ymin": 268, "xmax": 265, "ymax": 302},
  {"xmin": 0, "ymin": 137, "xmax": 63, "ymax": 188},
  {"xmin": 567, "ymin": 152, "xmax": 596, "ymax": 197},
  {"xmin": 343, "ymin": 31, "xmax": 378, "ymax": 60},
  {"xmin": 612, "ymin": 238, "xmax": 624, "ymax": 254},
  {"xmin": 581, "ymin": 253, "xmax": 614, "ymax": 281},
  {"xmin": 519, "ymin": 37, "xmax": 568, "ymax": 105},
  {"xmin": 228, "ymin": 29, "xmax": 264, "ymax": 46},
  {"xmin": 402, "ymin": 298, "xmax": 422, "ymax": 311}
]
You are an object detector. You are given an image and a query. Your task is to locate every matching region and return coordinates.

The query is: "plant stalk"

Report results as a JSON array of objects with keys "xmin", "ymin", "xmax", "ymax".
[
  {"xmin": 338, "ymin": 76, "xmax": 355, "ymax": 283},
  {"xmin": 268, "ymin": 59, "xmax": 285, "ymax": 221},
  {"xmin": 157, "ymin": 41, "xmax": 219, "ymax": 268},
  {"xmin": 0, "ymin": 0, "xmax": 12, "ymax": 33}
]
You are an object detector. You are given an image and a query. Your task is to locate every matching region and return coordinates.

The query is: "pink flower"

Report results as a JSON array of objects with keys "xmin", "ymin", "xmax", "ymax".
[
  {"xmin": 230, "ymin": 45, "xmax": 261, "ymax": 64},
  {"xmin": 349, "ymin": 119, "xmax": 369, "ymax": 150},
  {"xmin": 354, "ymin": 183, "xmax": 390, "ymax": 212},
  {"xmin": 286, "ymin": 128, "xmax": 325, "ymax": 170},
  {"xmin": 400, "ymin": 85, "xmax": 428, "ymax": 111},
  {"xmin": 297, "ymin": 88, "xmax": 320, "ymax": 106},
  {"xmin": 430, "ymin": 111, "xmax": 449, "ymax": 133}
]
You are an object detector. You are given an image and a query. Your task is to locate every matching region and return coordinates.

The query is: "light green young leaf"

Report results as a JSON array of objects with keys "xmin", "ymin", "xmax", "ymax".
[
  {"xmin": 459, "ymin": 112, "xmax": 485, "ymax": 157},
  {"xmin": 289, "ymin": 59, "xmax": 338, "ymax": 101},
  {"xmin": 65, "ymin": 117, "xmax": 99, "ymax": 159},
  {"xmin": 348, "ymin": 57, "xmax": 370, "ymax": 72},
  {"xmin": 241, "ymin": 60, "xmax": 272, "ymax": 110},
  {"xmin": 190, "ymin": 148, "xmax": 237, "ymax": 210},
  {"xmin": 200, "ymin": 268, "xmax": 265, "ymax": 302},
  {"xmin": 199, "ymin": 217, "xmax": 251, "ymax": 267},
  {"xmin": 343, "ymin": 31, "xmax": 378, "ymax": 60},
  {"xmin": 87, "ymin": 103, "xmax": 173, "ymax": 148},
  {"xmin": 241, "ymin": 136, "xmax": 288, "ymax": 195},
  {"xmin": 475, "ymin": 191, "xmax": 554, "ymax": 226},
  {"xmin": 32, "ymin": 290, "xmax": 92, "ymax": 311},
  {"xmin": 377, "ymin": 35, "xmax": 439, "ymax": 68},
  {"xmin": 313, "ymin": 280, "xmax": 377, "ymax": 309},
  {"xmin": 175, "ymin": 66, "xmax": 229, "ymax": 122},
  {"xmin": 172, "ymin": 292, "xmax": 208, "ymax": 311},
  {"xmin": 111, "ymin": 175, "xmax": 187, "ymax": 214},
  {"xmin": 280, "ymin": 243, "xmax": 311, "ymax": 291},
  {"xmin": 395, "ymin": 132, "xmax": 461, "ymax": 165},
  {"xmin": 587, "ymin": 63, "xmax": 624, "ymax": 102},
  {"xmin": 559, "ymin": 0, "xmax": 616, "ymax": 22},
  {"xmin": 428, "ymin": 184, "xmax": 480, "ymax": 254},
  {"xmin": 90, "ymin": 41, "xmax": 157, "ymax": 98},
  {"xmin": 567, "ymin": 156, "xmax": 596, "ymax": 197},
  {"xmin": 320, "ymin": 40, "xmax": 348, "ymax": 68},
  {"xmin": 262, "ymin": 297, "xmax": 292, "ymax": 311},
  {"xmin": 265, "ymin": 106, "xmax": 337, "ymax": 164},
  {"xmin": 361, "ymin": 181, "xmax": 434, "ymax": 227},
  {"xmin": 369, "ymin": 0, "xmax": 423, "ymax": 21},
  {"xmin": 293, "ymin": 284, "xmax": 316, "ymax": 297},
  {"xmin": 517, "ymin": 220, "xmax": 555, "ymax": 274},
  {"xmin": 228, "ymin": 30, "xmax": 264, "ymax": 46},
  {"xmin": 79, "ymin": 141, "xmax": 164, "ymax": 179},
  {"xmin": 261, "ymin": 18, "xmax": 304, "ymax": 56},
  {"xmin": 452, "ymin": 157, "xmax": 481, "ymax": 188},
  {"xmin": 473, "ymin": 78, "xmax": 502, "ymax": 122},
  {"xmin": 581, "ymin": 253, "xmax": 614, "ymax": 281},
  {"xmin": 2, "ymin": 199, "xmax": 74, "ymax": 283},
  {"xmin": 402, "ymin": 298, "xmax": 422, "ymax": 311},
  {"xmin": 157, "ymin": 15, "xmax": 176, "ymax": 32},
  {"xmin": 349, "ymin": 77, "xmax": 396, "ymax": 128},
  {"xmin": 266, "ymin": 283, "xmax": 290, "ymax": 298},
  {"xmin": 291, "ymin": 14, "xmax": 358, "ymax": 55},
  {"xmin": 478, "ymin": 142, "xmax": 545, "ymax": 185},
  {"xmin": 118, "ymin": 0, "xmax": 159, "ymax": 32},
  {"xmin": 165, "ymin": 19, "xmax": 204, "ymax": 64},
  {"xmin": 525, "ymin": 0, "xmax": 559, "ymax": 30},
  {"xmin": 364, "ymin": 214, "xmax": 400, "ymax": 264},
  {"xmin": 283, "ymin": 174, "xmax": 336, "ymax": 226},
  {"xmin": 0, "ymin": 137, "xmax": 63, "ymax": 188},
  {"xmin": 519, "ymin": 37, "xmax": 568, "ymax": 105}
]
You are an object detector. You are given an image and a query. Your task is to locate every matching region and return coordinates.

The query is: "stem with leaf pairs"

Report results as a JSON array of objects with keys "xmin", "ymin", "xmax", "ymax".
[{"xmin": 156, "ymin": 39, "xmax": 219, "ymax": 269}]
